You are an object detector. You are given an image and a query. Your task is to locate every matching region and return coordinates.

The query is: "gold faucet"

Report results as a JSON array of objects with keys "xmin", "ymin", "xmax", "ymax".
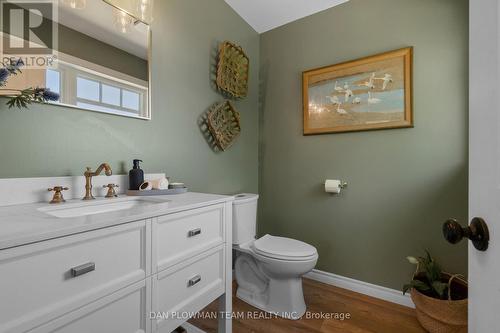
[{"xmin": 83, "ymin": 163, "xmax": 112, "ymax": 200}]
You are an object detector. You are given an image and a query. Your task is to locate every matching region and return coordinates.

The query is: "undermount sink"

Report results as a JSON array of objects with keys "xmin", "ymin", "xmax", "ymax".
[{"xmin": 38, "ymin": 197, "xmax": 170, "ymax": 218}]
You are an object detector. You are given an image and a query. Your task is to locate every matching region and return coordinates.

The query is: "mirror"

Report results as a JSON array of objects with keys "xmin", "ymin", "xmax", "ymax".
[{"xmin": 0, "ymin": 0, "xmax": 151, "ymax": 119}]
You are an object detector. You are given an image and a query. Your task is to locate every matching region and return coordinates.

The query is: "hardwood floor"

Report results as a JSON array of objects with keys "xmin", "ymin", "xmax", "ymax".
[{"xmin": 189, "ymin": 278, "xmax": 425, "ymax": 333}]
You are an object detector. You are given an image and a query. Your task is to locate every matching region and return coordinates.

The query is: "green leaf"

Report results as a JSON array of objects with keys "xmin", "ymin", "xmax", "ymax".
[
  {"xmin": 403, "ymin": 279, "xmax": 431, "ymax": 295},
  {"xmin": 426, "ymin": 260, "xmax": 442, "ymax": 282},
  {"xmin": 402, "ymin": 284, "xmax": 412, "ymax": 295},
  {"xmin": 425, "ymin": 250, "xmax": 432, "ymax": 262},
  {"xmin": 432, "ymin": 281, "xmax": 448, "ymax": 298},
  {"xmin": 411, "ymin": 279, "xmax": 431, "ymax": 292}
]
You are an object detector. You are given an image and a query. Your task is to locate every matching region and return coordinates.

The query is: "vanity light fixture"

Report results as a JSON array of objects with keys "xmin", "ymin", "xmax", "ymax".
[
  {"xmin": 113, "ymin": 7, "xmax": 135, "ymax": 33},
  {"xmin": 62, "ymin": 0, "xmax": 86, "ymax": 10},
  {"xmin": 104, "ymin": 0, "xmax": 154, "ymax": 25},
  {"xmin": 137, "ymin": 0, "xmax": 151, "ymax": 22}
]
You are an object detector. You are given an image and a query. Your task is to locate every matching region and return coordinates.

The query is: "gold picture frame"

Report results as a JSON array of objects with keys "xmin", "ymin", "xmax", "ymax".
[{"xmin": 303, "ymin": 47, "xmax": 413, "ymax": 135}]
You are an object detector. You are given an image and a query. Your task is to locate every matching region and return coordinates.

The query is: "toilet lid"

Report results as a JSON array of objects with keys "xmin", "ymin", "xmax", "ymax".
[{"xmin": 253, "ymin": 234, "xmax": 317, "ymax": 260}]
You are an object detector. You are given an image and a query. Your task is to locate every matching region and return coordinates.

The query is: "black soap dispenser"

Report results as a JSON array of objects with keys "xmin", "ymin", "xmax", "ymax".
[{"xmin": 129, "ymin": 159, "xmax": 144, "ymax": 190}]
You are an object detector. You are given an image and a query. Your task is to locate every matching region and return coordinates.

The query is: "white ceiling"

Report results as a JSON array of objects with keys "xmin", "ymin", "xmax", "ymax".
[{"xmin": 224, "ymin": 0, "xmax": 349, "ymax": 33}]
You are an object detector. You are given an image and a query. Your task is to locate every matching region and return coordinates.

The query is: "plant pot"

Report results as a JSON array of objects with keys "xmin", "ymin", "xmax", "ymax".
[{"xmin": 410, "ymin": 273, "xmax": 467, "ymax": 333}]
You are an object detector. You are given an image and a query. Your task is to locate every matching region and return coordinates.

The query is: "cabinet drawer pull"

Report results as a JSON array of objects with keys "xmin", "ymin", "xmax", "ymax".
[
  {"xmin": 188, "ymin": 228, "xmax": 202, "ymax": 237},
  {"xmin": 70, "ymin": 262, "xmax": 95, "ymax": 277},
  {"xmin": 188, "ymin": 275, "xmax": 202, "ymax": 287}
]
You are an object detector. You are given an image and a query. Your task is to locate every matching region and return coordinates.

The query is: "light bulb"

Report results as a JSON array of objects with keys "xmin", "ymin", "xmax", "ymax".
[
  {"xmin": 113, "ymin": 8, "xmax": 134, "ymax": 34},
  {"xmin": 62, "ymin": 0, "xmax": 86, "ymax": 10},
  {"xmin": 138, "ymin": 0, "xmax": 148, "ymax": 21}
]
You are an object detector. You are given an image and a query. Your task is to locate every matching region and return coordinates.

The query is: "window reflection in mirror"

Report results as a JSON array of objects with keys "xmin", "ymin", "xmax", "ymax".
[{"xmin": 1, "ymin": 0, "xmax": 150, "ymax": 119}]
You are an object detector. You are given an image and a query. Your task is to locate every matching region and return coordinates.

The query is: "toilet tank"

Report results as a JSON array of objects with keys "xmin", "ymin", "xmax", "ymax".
[{"xmin": 232, "ymin": 193, "xmax": 259, "ymax": 245}]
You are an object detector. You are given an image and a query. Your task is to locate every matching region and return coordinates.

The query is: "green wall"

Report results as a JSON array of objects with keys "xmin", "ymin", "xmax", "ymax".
[
  {"xmin": 259, "ymin": 0, "xmax": 468, "ymax": 289},
  {"xmin": 0, "ymin": 0, "xmax": 260, "ymax": 195}
]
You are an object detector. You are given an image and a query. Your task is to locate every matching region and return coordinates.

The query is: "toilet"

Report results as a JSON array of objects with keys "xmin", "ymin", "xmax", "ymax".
[{"xmin": 232, "ymin": 194, "xmax": 318, "ymax": 319}]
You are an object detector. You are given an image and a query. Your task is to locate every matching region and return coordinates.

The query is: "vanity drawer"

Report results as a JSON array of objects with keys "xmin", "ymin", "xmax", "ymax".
[
  {"xmin": 0, "ymin": 220, "xmax": 150, "ymax": 333},
  {"xmin": 153, "ymin": 204, "xmax": 225, "ymax": 272},
  {"xmin": 152, "ymin": 245, "xmax": 225, "ymax": 333},
  {"xmin": 27, "ymin": 279, "xmax": 151, "ymax": 333}
]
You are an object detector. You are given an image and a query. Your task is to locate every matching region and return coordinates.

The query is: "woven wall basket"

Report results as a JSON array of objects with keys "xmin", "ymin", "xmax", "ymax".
[
  {"xmin": 206, "ymin": 100, "xmax": 241, "ymax": 151},
  {"xmin": 216, "ymin": 41, "xmax": 249, "ymax": 98}
]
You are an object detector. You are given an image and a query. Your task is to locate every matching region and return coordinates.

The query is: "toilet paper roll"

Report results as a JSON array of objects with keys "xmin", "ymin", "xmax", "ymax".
[
  {"xmin": 325, "ymin": 179, "xmax": 341, "ymax": 194},
  {"xmin": 139, "ymin": 181, "xmax": 153, "ymax": 191},
  {"xmin": 150, "ymin": 178, "xmax": 169, "ymax": 190}
]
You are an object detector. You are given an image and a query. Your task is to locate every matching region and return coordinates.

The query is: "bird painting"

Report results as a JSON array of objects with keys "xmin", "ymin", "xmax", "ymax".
[
  {"xmin": 326, "ymin": 95, "xmax": 340, "ymax": 105},
  {"xmin": 352, "ymin": 97, "xmax": 362, "ymax": 104},
  {"xmin": 303, "ymin": 47, "xmax": 412, "ymax": 134},
  {"xmin": 367, "ymin": 92, "xmax": 382, "ymax": 104},
  {"xmin": 358, "ymin": 73, "xmax": 376, "ymax": 89},
  {"xmin": 374, "ymin": 73, "xmax": 393, "ymax": 90},
  {"xmin": 336, "ymin": 103, "xmax": 347, "ymax": 114},
  {"xmin": 343, "ymin": 89, "xmax": 353, "ymax": 102}
]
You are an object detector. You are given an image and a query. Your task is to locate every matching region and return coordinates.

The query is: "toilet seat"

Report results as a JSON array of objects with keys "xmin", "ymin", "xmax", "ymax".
[{"xmin": 252, "ymin": 234, "xmax": 318, "ymax": 261}]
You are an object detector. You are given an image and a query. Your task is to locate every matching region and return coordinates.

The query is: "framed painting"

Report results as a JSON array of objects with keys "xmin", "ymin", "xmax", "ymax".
[{"xmin": 303, "ymin": 47, "xmax": 413, "ymax": 135}]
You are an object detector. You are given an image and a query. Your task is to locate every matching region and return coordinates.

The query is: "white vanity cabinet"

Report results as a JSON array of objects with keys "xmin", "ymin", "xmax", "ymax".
[{"xmin": 0, "ymin": 197, "xmax": 233, "ymax": 333}]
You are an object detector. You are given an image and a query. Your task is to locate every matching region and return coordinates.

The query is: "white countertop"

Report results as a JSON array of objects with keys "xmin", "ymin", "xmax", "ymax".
[{"xmin": 0, "ymin": 192, "xmax": 234, "ymax": 250}]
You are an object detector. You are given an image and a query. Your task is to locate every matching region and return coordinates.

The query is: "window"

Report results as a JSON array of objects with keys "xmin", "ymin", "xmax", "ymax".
[
  {"xmin": 45, "ymin": 69, "xmax": 61, "ymax": 100},
  {"xmin": 75, "ymin": 75, "xmax": 143, "ymax": 115},
  {"xmin": 122, "ymin": 89, "xmax": 140, "ymax": 111},
  {"xmin": 102, "ymin": 84, "xmax": 120, "ymax": 106},
  {"xmin": 77, "ymin": 77, "xmax": 100, "ymax": 101},
  {"xmin": 46, "ymin": 60, "xmax": 148, "ymax": 118}
]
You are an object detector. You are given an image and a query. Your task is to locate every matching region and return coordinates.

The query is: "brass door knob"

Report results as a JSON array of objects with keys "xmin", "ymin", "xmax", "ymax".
[{"xmin": 443, "ymin": 217, "xmax": 489, "ymax": 251}]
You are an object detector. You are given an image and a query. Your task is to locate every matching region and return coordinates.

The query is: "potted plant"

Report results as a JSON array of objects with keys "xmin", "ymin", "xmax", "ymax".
[{"xmin": 403, "ymin": 251, "xmax": 467, "ymax": 333}]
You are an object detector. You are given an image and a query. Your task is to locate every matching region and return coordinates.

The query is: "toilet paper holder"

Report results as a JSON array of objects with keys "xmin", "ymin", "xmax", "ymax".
[{"xmin": 323, "ymin": 180, "xmax": 348, "ymax": 189}]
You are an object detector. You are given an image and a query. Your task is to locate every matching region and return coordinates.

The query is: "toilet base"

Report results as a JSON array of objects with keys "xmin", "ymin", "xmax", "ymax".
[
  {"xmin": 236, "ymin": 278, "xmax": 306, "ymax": 320},
  {"xmin": 234, "ymin": 253, "xmax": 308, "ymax": 320}
]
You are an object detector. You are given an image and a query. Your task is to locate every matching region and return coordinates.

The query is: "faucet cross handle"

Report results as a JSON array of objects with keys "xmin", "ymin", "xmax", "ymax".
[
  {"xmin": 103, "ymin": 184, "xmax": 119, "ymax": 198},
  {"xmin": 48, "ymin": 186, "xmax": 69, "ymax": 204}
]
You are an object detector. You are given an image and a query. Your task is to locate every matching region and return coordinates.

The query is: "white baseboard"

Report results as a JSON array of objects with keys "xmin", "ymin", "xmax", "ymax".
[
  {"xmin": 182, "ymin": 322, "xmax": 206, "ymax": 333},
  {"xmin": 304, "ymin": 269, "xmax": 414, "ymax": 308}
]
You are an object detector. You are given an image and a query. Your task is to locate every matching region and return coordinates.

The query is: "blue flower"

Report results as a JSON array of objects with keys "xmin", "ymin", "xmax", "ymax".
[
  {"xmin": 0, "ymin": 68, "xmax": 10, "ymax": 83},
  {"xmin": 42, "ymin": 88, "xmax": 59, "ymax": 102}
]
